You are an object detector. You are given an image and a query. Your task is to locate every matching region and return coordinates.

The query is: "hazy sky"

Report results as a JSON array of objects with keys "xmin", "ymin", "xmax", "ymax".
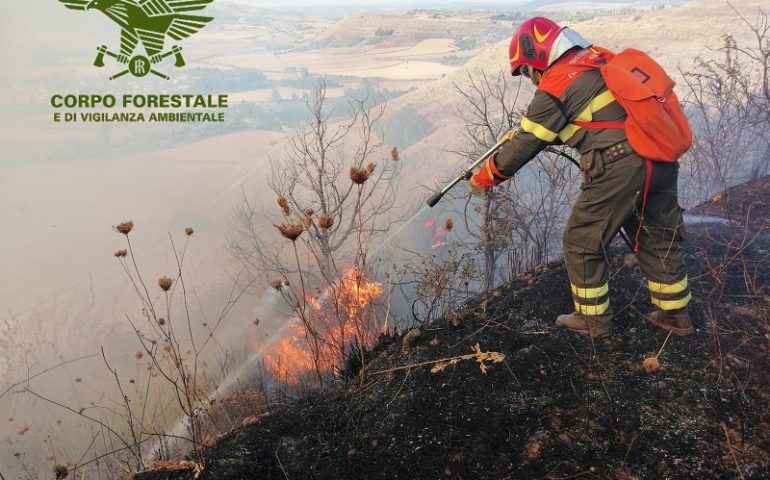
[{"xmin": 238, "ymin": 0, "xmax": 525, "ymax": 6}]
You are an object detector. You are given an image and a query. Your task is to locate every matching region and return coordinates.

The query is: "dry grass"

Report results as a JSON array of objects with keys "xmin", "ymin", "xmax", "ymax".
[{"xmin": 372, "ymin": 343, "xmax": 505, "ymax": 376}]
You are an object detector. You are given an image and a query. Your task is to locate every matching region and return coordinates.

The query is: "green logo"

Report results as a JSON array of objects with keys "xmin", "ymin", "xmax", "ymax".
[{"xmin": 58, "ymin": 0, "xmax": 213, "ymax": 80}]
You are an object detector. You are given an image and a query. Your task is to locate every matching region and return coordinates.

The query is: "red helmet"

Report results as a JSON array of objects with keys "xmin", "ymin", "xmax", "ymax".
[{"xmin": 508, "ymin": 17, "xmax": 564, "ymax": 76}]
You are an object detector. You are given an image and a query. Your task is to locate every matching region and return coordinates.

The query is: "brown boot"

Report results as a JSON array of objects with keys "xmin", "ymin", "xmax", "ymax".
[
  {"xmin": 555, "ymin": 312, "xmax": 612, "ymax": 338},
  {"xmin": 647, "ymin": 308, "xmax": 694, "ymax": 336}
]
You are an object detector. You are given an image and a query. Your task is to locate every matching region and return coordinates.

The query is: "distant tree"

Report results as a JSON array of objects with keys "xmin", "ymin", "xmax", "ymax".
[{"xmin": 379, "ymin": 107, "xmax": 433, "ymax": 149}]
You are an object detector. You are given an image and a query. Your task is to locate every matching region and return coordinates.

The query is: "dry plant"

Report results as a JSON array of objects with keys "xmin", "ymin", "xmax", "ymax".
[
  {"xmin": 642, "ymin": 331, "xmax": 672, "ymax": 374},
  {"xmin": 371, "ymin": 343, "xmax": 505, "ymax": 376},
  {"xmin": 11, "ymin": 223, "xmax": 262, "ymax": 477},
  {"xmin": 230, "ymin": 80, "xmax": 403, "ymax": 388},
  {"xmin": 395, "ymin": 244, "xmax": 479, "ymax": 327},
  {"xmin": 678, "ymin": 4, "xmax": 770, "ymax": 205},
  {"xmin": 106, "ymin": 223, "xmax": 259, "ymax": 469},
  {"xmin": 443, "ymin": 70, "xmax": 578, "ymax": 296}
]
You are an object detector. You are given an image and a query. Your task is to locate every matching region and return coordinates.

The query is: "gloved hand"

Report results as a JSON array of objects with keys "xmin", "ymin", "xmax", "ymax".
[{"xmin": 469, "ymin": 153, "xmax": 509, "ymax": 192}]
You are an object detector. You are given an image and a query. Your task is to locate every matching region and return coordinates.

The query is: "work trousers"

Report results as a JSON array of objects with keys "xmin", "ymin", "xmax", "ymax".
[{"xmin": 564, "ymin": 142, "xmax": 691, "ymax": 317}]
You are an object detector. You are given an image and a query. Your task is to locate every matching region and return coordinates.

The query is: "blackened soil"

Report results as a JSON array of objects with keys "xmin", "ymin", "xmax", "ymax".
[
  {"xmin": 135, "ymin": 178, "xmax": 770, "ymax": 480},
  {"xmin": 690, "ymin": 175, "xmax": 770, "ymax": 229}
]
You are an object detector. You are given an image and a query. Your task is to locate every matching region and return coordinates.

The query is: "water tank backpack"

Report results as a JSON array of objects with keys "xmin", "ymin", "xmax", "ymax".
[{"xmin": 573, "ymin": 48, "xmax": 693, "ymax": 162}]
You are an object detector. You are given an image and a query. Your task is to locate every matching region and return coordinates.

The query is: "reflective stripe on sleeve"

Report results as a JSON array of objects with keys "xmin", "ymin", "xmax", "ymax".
[
  {"xmin": 558, "ymin": 90, "xmax": 617, "ymax": 142},
  {"xmin": 559, "ymin": 123, "xmax": 582, "ymax": 142},
  {"xmin": 651, "ymin": 292, "xmax": 692, "ymax": 311},
  {"xmin": 521, "ymin": 116, "xmax": 559, "ymax": 142}
]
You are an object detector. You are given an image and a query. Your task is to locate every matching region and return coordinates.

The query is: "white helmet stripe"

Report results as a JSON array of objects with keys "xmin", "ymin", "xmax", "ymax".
[{"xmin": 547, "ymin": 28, "xmax": 592, "ymax": 68}]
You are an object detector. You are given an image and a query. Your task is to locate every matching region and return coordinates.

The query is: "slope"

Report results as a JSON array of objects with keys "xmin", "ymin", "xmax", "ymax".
[{"xmin": 133, "ymin": 174, "xmax": 770, "ymax": 480}]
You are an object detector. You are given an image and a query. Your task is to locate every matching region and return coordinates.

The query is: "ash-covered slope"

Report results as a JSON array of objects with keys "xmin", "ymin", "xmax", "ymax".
[{"xmin": 136, "ymin": 178, "xmax": 770, "ymax": 479}]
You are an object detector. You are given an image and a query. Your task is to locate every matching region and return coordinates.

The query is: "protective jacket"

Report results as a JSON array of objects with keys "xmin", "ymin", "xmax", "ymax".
[{"xmin": 493, "ymin": 46, "xmax": 691, "ymax": 317}]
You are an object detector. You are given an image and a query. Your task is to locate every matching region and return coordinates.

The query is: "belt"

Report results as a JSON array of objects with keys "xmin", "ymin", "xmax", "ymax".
[{"xmin": 600, "ymin": 140, "xmax": 635, "ymax": 164}]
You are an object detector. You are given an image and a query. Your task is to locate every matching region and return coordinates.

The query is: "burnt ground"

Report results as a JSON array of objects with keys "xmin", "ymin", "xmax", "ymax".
[
  {"xmin": 134, "ymin": 177, "xmax": 770, "ymax": 480},
  {"xmin": 690, "ymin": 175, "xmax": 770, "ymax": 230}
]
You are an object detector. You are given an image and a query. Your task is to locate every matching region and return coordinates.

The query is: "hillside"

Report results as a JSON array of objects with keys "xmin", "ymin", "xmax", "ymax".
[
  {"xmin": 386, "ymin": 0, "xmax": 768, "ymax": 191},
  {"xmin": 132, "ymin": 173, "xmax": 770, "ymax": 479}
]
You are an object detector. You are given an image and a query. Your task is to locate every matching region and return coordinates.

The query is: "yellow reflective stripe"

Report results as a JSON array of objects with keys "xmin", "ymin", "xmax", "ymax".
[
  {"xmin": 649, "ymin": 277, "xmax": 688, "ymax": 295},
  {"xmin": 574, "ymin": 299, "xmax": 610, "ymax": 316},
  {"xmin": 652, "ymin": 292, "xmax": 692, "ymax": 310},
  {"xmin": 559, "ymin": 123, "xmax": 581, "ymax": 142},
  {"xmin": 589, "ymin": 90, "xmax": 616, "ymax": 115},
  {"xmin": 521, "ymin": 116, "xmax": 558, "ymax": 142},
  {"xmin": 571, "ymin": 283, "xmax": 609, "ymax": 299},
  {"xmin": 558, "ymin": 90, "xmax": 617, "ymax": 142}
]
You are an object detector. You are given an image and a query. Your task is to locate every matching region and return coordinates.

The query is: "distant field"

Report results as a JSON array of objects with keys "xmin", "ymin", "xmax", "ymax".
[
  {"xmin": 282, "ymin": 42, "xmax": 461, "ymax": 80},
  {"xmin": 229, "ymin": 86, "xmax": 345, "ymax": 102}
]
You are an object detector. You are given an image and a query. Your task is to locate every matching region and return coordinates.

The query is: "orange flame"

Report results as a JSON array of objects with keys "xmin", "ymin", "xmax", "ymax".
[{"xmin": 261, "ymin": 269, "xmax": 383, "ymax": 384}]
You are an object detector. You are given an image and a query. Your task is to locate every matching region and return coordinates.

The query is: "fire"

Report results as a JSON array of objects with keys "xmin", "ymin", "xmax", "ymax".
[
  {"xmin": 336, "ymin": 269, "xmax": 384, "ymax": 320},
  {"xmin": 261, "ymin": 269, "xmax": 383, "ymax": 384}
]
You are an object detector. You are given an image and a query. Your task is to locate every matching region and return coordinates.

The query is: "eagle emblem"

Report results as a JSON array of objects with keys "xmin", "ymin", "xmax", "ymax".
[{"xmin": 57, "ymin": 0, "xmax": 214, "ymax": 79}]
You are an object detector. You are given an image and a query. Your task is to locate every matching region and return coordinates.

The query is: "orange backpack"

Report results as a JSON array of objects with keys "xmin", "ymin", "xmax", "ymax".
[{"xmin": 573, "ymin": 48, "xmax": 693, "ymax": 162}]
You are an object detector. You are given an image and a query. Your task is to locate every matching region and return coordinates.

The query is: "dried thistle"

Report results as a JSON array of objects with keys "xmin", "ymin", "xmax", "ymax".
[
  {"xmin": 302, "ymin": 216, "xmax": 313, "ymax": 228},
  {"xmin": 390, "ymin": 147, "xmax": 399, "ymax": 162},
  {"xmin": 366, "ymin": 162, "xmax": 376, "ymax": 174},
  {"xmin": 642, "ymin": 356, "xmax": 660, "ymax": 373},
  {"xmin": 185, "ymin": 227, "xmax": 194, "ymax": 236},
  {"xmin": 114, "ymin": 249, "xmax": 127, "ymax": 258},
  {"xmin": 54, "ymin": 464, "xmax": 69, "ymax": 480},
  {"xmin": 158, "ymin": 276, "xmax": 173, "ymax": 291},
  {"xmin": 275, "ymin": 223, "xmax": 304, "ymax": 241},
  {"xmin": 318, "ymin": 214, "xmax": 334, "ymax": 230},
  {"xmin": 447, "ymin": 310, "xmax": 461, "ymax": 327},
  {"xmin": 116, "ymin": 221, "xmax": 134, "ymax": 235},
  {"xmin": 444, "ymin": 219, "xmax": 454, "ymax": 231},
  {"xmin": 624, "ymin": 254, "xmax": 639, "ymax": 269},
  {"xmin": 401, "ymin": 328, "xmax": 422, "ymax": 354},
  {"xmin": 374, "ymin": 343, "xmax": 504, "ymax": 377},
  {"xmin": 305, "ymin": 208, "xmax": 314, "ymax": 216},
  {"xmin": 277, "ymin": 196, "xmax": 290, "ymax": 216},
  {"xmin": 349, "ymin": 167, "xmax": 370, "ymax": 184},
  {"xmin": 271, "ymin": 279, "xmax": 283, "ymax": 291}
]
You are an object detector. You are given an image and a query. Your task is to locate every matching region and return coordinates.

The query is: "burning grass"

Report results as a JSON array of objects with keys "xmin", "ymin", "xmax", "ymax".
[{"xmin": 262, "ymin": 269, "xmax": 384, "ymax": 383}]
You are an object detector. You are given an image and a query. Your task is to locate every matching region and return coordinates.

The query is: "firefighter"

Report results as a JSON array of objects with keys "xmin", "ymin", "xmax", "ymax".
[{"xmin": 470, "ymin": 17, "xmax": 693, "ymax": 338}]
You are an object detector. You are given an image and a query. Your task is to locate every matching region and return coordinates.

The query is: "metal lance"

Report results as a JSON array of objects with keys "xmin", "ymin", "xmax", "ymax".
[{"xmin": 426, "ymin": 135, "xmax": 512, "ymax": 208}]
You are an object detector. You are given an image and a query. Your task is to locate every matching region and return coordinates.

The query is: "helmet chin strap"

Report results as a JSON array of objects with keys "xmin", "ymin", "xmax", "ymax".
[
  {"xmin": 531, "ymin": 69, "xmax": 544, "ymax": 86},
  {"xmin": 522, "ymin": 65, "xmax": 544, "ymax": 86}
]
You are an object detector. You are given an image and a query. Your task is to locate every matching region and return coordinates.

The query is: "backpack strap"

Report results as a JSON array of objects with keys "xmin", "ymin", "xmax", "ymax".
[
  {"xmin": 572, "ymin": 120, "xmax": 625, "ymax": 129},
  {"xmin": 633, "ymin": 159, "xmax": 654, "ymax": 253}
]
